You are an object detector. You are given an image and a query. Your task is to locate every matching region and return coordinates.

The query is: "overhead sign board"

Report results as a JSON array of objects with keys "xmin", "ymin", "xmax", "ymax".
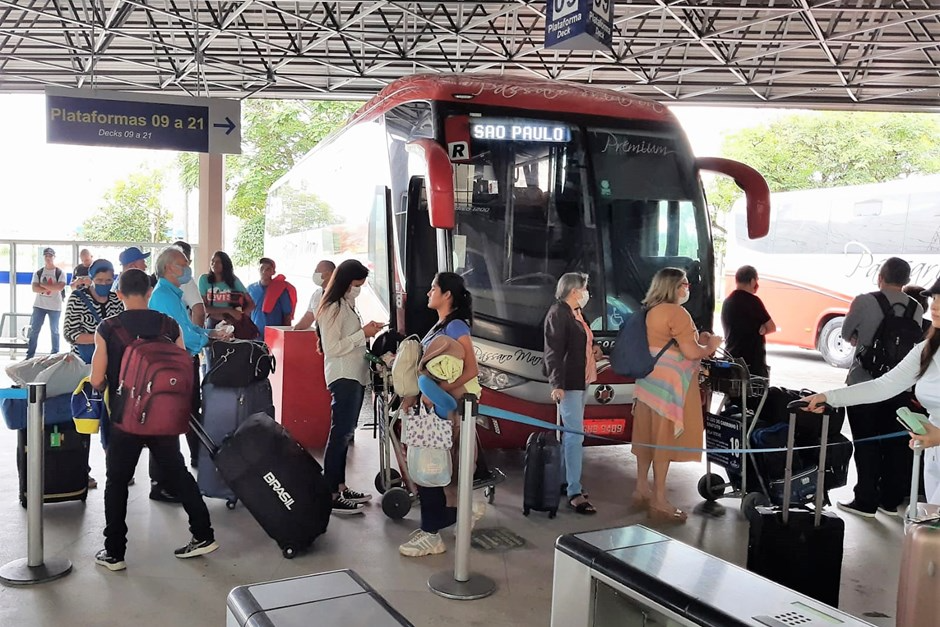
[
  {"xmin": 545, "ymin": 0, "xmax": 613, "ymax": 51},
  {"xmin": 45, "ymin": 87, "xmax": 241, "ymax": 154}
]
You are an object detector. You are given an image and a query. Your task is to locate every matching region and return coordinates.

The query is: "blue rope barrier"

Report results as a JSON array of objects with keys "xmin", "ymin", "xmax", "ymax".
[{"xmin": 477, "ymin": 404, "xmax": 909, "ymax": 454}]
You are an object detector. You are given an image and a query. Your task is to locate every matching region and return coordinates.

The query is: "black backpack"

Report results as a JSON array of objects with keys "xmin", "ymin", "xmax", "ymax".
[{"xmin": 855, "ymin": 292, "xmax": 923, "ymax": 378}]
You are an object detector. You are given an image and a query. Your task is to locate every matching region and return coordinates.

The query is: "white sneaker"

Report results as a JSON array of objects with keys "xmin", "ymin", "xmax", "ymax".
[
  {"xmin": 451, "ymin": 501, "xmax": 487, "ymax": 537},
  {"xmin": 399, "ymin": 530, "xmax": 446, "ymax": 557}
]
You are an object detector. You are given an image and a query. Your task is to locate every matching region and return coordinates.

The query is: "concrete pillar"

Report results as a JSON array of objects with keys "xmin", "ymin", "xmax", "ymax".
[{"xmin": 197, "ymin": 153, "xmax": 225, "ymax": 275}]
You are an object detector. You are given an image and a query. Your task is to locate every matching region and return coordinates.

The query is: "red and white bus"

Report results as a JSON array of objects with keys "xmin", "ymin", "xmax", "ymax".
[
  {"xmin": 724, "ymin": 175, "xmax": 940, "ymax": 368},
  {"xmin": 267, "ymin": 73, "xmax": 769, "ymax": 448}
]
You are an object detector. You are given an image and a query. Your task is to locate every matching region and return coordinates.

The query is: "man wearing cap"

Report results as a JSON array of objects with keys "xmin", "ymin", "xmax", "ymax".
[
  {"xmin": 64, "ymin": 259, "xmax": 123, "ymax": 364},
  {"xmin": 114, "ymin": 247, "xmax": 157, "ymax": 291},
  {"xmin": 26, "ymin": 247, "xmax": 67, "ymax": 359}
]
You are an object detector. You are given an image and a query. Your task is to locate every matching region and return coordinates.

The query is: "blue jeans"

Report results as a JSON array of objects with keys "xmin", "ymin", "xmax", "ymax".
[
  {"xmin": 559, "ymin": 390, "xmax": 587, "ymax": 498},
  {"xmin": 323, "ymin": 378, "xmax": 365, "ymax": 493},
  {"xmin": 26, "ymin": 307, "xmax": 60, "ymax": 359}
]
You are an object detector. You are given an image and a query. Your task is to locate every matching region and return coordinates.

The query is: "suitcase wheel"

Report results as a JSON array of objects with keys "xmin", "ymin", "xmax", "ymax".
[
  {"xmin": 523, "ymin": 506, "xmax": 530, "ymax": 516},
  {"xmin": 549, "ymin": 509, "xmax": 557, "ymax": 519},
  {"xmin": 282, "ymin": 546, "xmax": 297, "ymax": 559},
  {"xmin": 225, "ymin": 499, "xmax": 237, "ymax": 510},
  {"xmin": 374, "ymin": 469, "xmax": 403, "ymax": 495}
]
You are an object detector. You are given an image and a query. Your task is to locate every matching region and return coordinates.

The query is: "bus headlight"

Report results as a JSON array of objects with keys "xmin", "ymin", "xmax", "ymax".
[{"xmin": 477, "ymin": 365, "xmax": 526, "ymax": 391}]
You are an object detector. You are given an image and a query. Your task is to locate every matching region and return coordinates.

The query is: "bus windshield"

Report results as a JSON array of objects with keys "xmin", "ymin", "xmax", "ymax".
[{"xmin": 450, "ymin": 115, "xmax": 711, "ymax": 350}]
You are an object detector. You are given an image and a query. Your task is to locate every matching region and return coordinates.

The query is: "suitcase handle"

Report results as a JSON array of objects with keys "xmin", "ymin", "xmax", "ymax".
[
  {"xmin": 908, "ymin": 443, "xmax": 924, "ymax": 520},
  {"xmin": 188, "ymin": 413, "xmax": 220, "ymax": 457},
  {"xmin": 782, "ymin": 400, "xmax": 832, "ymax": 527}
]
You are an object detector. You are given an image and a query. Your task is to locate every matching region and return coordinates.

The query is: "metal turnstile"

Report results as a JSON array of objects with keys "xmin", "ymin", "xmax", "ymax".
[{"xmin": 552, "ymin": 525, "xmax": 875, "ymax": 627}]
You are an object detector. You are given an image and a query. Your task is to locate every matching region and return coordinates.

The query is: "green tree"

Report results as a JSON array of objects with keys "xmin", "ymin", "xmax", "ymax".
[
  {"xmin": 706, "ymin": 111, "xmax": 940, "ymax": 215},
  {"xmin": 82, "ymin": 168, "xmax": 172, "ymax": 242},
  {"xmin": 177, "ymin": 99, "xmax": 359, "ymax": 265}
]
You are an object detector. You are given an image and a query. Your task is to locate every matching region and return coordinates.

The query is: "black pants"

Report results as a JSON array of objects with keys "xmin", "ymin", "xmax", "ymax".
[
  {"xmin": 150, "ymin": 356, "xmax": 202, "ymax": 486},
  {"xmin": 104, "ymin": 428, "xmax": 214, "ymax": 561},
  {"xmin": 847, "ymin": 394, "xmax": 913, "ymax": 511}
]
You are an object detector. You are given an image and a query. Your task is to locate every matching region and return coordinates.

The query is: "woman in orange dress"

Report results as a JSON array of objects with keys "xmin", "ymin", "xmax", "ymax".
[{"xmin": 632, "ymin": 267, "xmax": 722, "ymax": 523}]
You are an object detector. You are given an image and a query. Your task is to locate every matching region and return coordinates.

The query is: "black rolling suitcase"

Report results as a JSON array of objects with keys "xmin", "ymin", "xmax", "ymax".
[
  {"xmin": 522, "ymin": 424, "xmax": 563, "ymax": 518},
  {"xmin": 191, "ymin": 412, "xmax": 332, "ymax": 558},
  {"xmin": 747, "ymin": 400, "xmax": 844, "ymax": 607},
  {"xmin": 17, "ymin": 421, "xmax": 90, "ymax": 507}
]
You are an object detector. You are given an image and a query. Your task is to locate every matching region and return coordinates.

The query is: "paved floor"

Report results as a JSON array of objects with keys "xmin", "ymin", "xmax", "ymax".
[{"xmin": 0, "ymin": 348, "xmax": 906, "ymax": 626}]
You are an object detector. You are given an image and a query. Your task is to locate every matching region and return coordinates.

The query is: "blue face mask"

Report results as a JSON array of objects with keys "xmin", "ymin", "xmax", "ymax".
[
  {"xmin": 93, "ymin": 284, "xmax": 111, "ymax": 298},
  {"xmin": 179, "ymin": 266, "xmax": 193, "ymax": 285}
]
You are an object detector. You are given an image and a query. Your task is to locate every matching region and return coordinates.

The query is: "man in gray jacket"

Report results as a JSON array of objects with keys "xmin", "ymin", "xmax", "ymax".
[{"xmin": 839, "ymin": 257, "xmax": 924, "ymax": 518}]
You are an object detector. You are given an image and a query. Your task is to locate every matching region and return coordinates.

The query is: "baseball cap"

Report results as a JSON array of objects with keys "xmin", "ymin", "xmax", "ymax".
[
  {"xmin": 89, "ymin": 259, "xmax": 115, "ymax": 277},
  {"xmin": 119, "ymin": 246, "xmax": 151, "ymax": 267},
  {"xmin": 922, "ymin": 278, "xmax": 940, "ymax": 298},
  {"xmin": 42, "ymin": 247, "xmax": 55, "ymax": 256}
]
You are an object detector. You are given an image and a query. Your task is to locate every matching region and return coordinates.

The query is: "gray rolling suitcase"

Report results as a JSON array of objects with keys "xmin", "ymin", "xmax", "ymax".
[{"xmin": 197, "ymin": 380, "xmax": 274, "ymax": 507}]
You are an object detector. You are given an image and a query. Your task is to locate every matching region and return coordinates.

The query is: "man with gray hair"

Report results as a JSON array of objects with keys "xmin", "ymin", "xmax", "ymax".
[
  {"xmin": 838, "ymin": 256, "xmax": 924, "ymax": 518},
  {"xmin": 149, "ymin": 247, "xmax": 231, "ymax": 488}
]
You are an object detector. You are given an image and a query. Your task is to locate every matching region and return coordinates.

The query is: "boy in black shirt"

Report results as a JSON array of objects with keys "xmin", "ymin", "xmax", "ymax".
[
  {"xmin": 721, "ymin": 265, "xmax": 776, "ymax": 378},
  {"xmin": 90, "ymin": 269, "xmax": 218, "ymax": 571}
]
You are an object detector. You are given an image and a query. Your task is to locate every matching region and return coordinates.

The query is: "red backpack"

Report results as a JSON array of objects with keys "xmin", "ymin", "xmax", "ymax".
[{"xmin": 111, "ymin": 316, "xmax": 194, "ymax": 436}]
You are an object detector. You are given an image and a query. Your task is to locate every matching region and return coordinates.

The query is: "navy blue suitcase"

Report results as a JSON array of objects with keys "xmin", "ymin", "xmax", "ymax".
[{"xmin": 197, "ymin": 380, "xmax": 274, "ymax": 506}]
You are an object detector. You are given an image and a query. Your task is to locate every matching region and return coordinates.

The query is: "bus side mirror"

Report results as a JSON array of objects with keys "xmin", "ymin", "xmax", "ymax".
[
  {"xmin": 696, "ymin": 157, "xmax": 770, "ymax": 239},
  {"xmin": 406, "ymin": 139, "xmax": 455, "ymax": 229}
]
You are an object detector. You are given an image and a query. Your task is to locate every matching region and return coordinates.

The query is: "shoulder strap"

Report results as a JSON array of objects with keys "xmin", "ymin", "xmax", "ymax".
[
  {"xmin": 55, "ymin": 268, "xmax": 62, "ymax": 281},
  {"xmin": 871, "ymin": 291, "xmax": 893, "ymax": 318},
  {"xmin": 75, "ymin": 290, "xmax": 103, "ymax": 323},
  {"xmin": 903, "ymin": 297, "xmax": 919, "ymax": 320},
  {"xmin": 109, "ymin": 316, "xmax": 133, "ymax": 347}
]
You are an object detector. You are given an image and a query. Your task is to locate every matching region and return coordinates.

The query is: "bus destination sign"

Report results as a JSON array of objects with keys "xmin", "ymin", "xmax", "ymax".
[{"xmin": 470, "ymin": 119, "xmax": 571, "ymax": 143}]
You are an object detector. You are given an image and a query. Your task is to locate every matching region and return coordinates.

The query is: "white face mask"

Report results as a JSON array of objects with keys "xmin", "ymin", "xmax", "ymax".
[
  {"xmin": 678, "ymin": 291, "xmax": 690, "ymax": 306},
  {"xmin": 347, "ymin": 285, "xmax": 362, "ymax": 300},
  {"xmin": 312, "ymin": 274, "xmax": 324, "ymax": 287},
  {"xmin": 577, "ymin": 291, "xmax": 590, "ymax": 309}
]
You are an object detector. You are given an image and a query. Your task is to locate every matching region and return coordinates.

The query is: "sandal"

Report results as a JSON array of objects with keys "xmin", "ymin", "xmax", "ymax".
[
  {"xmin": 648, "ymin": 505, "xmax": 687, "ymax": 523},
  {"xmin": 568, "ymin": 494, "xmax": 597, "ymax": 515}
]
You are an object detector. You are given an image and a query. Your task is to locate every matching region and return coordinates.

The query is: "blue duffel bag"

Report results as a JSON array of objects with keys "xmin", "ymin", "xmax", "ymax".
[{"xmin": 1, "ymin": 392, "xmax": 74, "ymax": 430}]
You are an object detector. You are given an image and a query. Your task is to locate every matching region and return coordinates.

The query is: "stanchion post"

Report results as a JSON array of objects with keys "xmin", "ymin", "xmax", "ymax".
[
  {"xmin": 0, "ymin": 382, "xmax": 72, "ymax": 586},
  {"xmin": 428, "ymin": 394, "xmax": 496, "ymax": 600}
]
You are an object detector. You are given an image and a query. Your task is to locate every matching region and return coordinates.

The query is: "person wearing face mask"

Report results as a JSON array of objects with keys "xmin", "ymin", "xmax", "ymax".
[
  {"xmin": 64, "ymin": 259, "xmax": 124, "ymax": 364},
  {"xmin": 316, "ymin": 259, "xmax": 384, "ymax": 515},
  {"xmin": 543, "ymin": 272, "xmax": 602, "ymax": 515},
  {"xmin": 720, "ymin": 265, "xmax": 776, "ymax": 378},
  {"xmin": 149, "ymin": 247, "xmax": 232, "ymax": 494},
  {"xmin": 631, "ymin": 267, "xmax": 722, "ymax": 523},
  {"xmin": 293, "ymin": 259, "xmax": 336, "ymax": 331}
]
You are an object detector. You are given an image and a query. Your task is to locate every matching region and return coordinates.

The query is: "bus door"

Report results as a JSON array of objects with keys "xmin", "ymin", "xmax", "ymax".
[{"xmin": 403, "ymin": 177, "xmax": 440, "ymax": 336}]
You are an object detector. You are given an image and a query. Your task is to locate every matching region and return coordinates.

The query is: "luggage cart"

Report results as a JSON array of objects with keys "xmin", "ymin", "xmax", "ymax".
[
  {"xmin": 365, "ymin": 352, "xmax": 505, "ymax": 520},
  {"xmin": 697, "ymin": 356, "xmax": 772, "ymax": 520}
]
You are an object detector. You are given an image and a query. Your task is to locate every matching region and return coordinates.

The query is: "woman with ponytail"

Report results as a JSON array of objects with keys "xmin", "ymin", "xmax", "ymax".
[
  {"xmin": 804, "ymin": 279, "xmax": 940, "ymax": 502},
  {"xmin": 399, "ymin": 272, "xmax": 486, "ymax": 558}
]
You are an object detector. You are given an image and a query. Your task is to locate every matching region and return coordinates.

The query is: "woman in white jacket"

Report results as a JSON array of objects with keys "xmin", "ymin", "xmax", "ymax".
[{"xmin": 805, "ymin": 279, "xmax": 940, "ymax": 501}]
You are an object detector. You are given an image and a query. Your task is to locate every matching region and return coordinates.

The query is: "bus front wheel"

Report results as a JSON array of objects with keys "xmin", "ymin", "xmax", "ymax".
[{"xmin": 817, "ymin": 317, "xmax": 854, "ymax": 369}]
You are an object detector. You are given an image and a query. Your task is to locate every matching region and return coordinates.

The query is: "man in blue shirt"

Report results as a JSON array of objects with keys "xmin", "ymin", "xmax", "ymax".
[
  {"xmin": 149, "ymin": 246, "xmax": 231, "ymax": 478},
  {"xmin": 247, "ymin": 257, "xmax": 295, "ymax": 339}
]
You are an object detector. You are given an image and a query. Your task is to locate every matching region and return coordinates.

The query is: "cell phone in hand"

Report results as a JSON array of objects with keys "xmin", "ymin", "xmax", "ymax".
[{"xmin": 896, "ymin": 407, "xmax": 929, "ymax": 435}]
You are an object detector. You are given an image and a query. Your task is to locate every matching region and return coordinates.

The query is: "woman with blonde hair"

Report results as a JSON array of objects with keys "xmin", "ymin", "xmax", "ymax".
[{"xmin": 632, "ymin": 267, "xmax": 721, "ymax": 522}]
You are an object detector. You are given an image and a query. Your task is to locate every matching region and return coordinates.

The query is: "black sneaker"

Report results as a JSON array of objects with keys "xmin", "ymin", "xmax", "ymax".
[
  {"xmin": 95, "ymin": 549, "xmax": 126, "ymax": 571},
  {"xmin": 174, "ymin": 537, "xmax": 219, "ymax": 559},
  {"xmin": 149, "ymin": 487, "xmax": 181, "ymax": 504},
  {"xmin": 331, "ymin": 496, "xmax": 364, "ymax": 516},
  {"xmin": 341, "ymin": 488, "xmax": 372, "ymax": 504},
  {"xmin": 837, "ymin": 500, "xmax": 876, "ymax": 518}
]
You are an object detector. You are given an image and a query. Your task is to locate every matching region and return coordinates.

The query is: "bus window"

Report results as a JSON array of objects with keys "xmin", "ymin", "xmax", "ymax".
[
  {"xmin": 905, "ymin": 192, "xmax": 940, "ymax": 254},
  {"xmin": 588, "ymin": 128, "xmax": 711, "ymax": 331},
  {"xmin": 452, "ymin": 124, "xmax": 601, "ymax": 346}
]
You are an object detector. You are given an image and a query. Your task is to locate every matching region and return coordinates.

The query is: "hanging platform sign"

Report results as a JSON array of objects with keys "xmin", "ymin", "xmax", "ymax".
[
  {"xmin": 44, "ymin": 87, "xmax": 241, "ymax": 154},
  {"xmin": 545, "ymin": 0, "xmax": 613, "ymax": 51}
]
